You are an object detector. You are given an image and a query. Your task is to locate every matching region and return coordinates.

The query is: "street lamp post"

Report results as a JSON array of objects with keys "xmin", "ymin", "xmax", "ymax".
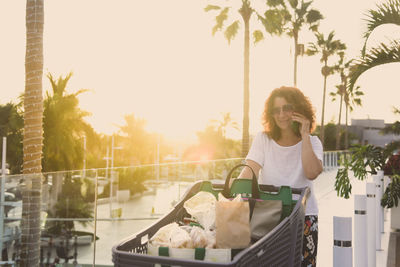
[
  {"xmin": 83, "ymin": 136, "xmax": 86, "ymax": 178},
  {"xmin": 109, "ymin": 135, "xmax": 122, "ymax": 218},
  {"xmin": 0, "ymin": 137, "xmax": 7, "ymax": 258}
]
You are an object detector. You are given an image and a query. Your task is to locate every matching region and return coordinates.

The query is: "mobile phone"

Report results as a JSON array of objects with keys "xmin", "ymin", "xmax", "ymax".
[{"xmin": 291, "ymin": 121, "xmax": 301, "ymax": 136}]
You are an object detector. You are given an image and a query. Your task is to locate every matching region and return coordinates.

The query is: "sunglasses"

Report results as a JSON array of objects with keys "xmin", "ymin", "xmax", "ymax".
[{"xmin": 271, "ymin": 104, "xmax": 294, "ymax": 115}]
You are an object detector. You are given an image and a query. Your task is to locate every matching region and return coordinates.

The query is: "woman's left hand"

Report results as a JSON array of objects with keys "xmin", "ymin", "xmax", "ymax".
[{"xmin": 292, "ymin": 112, "xmax": 311, "ymax": 139}]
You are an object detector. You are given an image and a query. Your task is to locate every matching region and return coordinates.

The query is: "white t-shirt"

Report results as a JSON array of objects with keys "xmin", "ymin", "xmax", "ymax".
[{"xmin": 246, "ymin": 132, "xmax": 323, "ymax": 215}]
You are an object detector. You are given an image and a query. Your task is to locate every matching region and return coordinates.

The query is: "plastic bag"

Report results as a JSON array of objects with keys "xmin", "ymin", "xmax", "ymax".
[
  {"xmin": 190, "ymin": 226, "xmax": 216, "ymax": 249},
  {"xmin": 150, "ymin": 222, "xmax": 193, "ymax": 248},
  {"xmin": 183, "ymin": 191, "xmax": 216, "ymax": 231},
  {"xmin": 150, "ymin": 222, "xmax": 179, "ymax": 247}
]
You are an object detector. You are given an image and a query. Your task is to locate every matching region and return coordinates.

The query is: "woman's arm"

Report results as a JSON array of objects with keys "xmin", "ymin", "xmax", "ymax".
[
  {"xmin": 292, "ymin": 112, "xmax": 323, "ymax": 180},
  {"xmin": 238, "ymin": 159, "xmax": 262, "ymax": 179},
  {"xmin": 301, "ymin": 135, "xmax": 323, "ymax": 180}
]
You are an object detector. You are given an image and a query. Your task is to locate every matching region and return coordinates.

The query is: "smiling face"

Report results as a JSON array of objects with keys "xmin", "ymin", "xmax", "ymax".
[{"xmin": 272, "ymin": 97, "xmax": 294, "ymax": 131}]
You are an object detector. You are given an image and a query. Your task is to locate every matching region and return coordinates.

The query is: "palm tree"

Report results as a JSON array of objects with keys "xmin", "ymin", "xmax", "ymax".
[
  {"xmin": 330, "ymin": 63, "xmax": 364, "ymax": 150},
  {"xmin": 43, "ymin": 72, "xmax": 91, "ymax": 172},
  {"xmin": 118, "ymin": 114, "xmax": 155, "ymax": 165},
  {"xmin": 349, "ymin": 0, "xmax": 400, "ymax": 90},
  {"xmin": 306, "ymin": 31, "xmax": 346, "ymax": 146},
  {"xmin": 329, "ymin": 52, "xmax": 351, "ymax": 150},
  {"xmin": 259, "ymin": 0, "xmax": 323, "ymax": 86},
  {"xmin": 211, "ymin": 112, "xmax": 239, "ymax": 139},
  {"xmin": 43, "ymin": 72, "xmax": 92, "ymax": 212},
  {"xmin": 343, "ymin": 84, "xmax": 363, "ymax": 149},
  {"xmin": 0, "ymin": 102, "xmax": 23, "ymax": 174},
  {"xmin": 204, "ymin": 1, "xmax": 261, "ymax": 157},
  {"xmin": 21, "ymin": 0, "xmax": 44, "ymax": 265}
]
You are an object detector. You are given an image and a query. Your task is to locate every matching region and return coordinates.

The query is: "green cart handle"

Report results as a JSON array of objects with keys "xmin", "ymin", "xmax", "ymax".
[{"xmin": 222, "ymin": 164, "xmax": 260, "ymax": 199}]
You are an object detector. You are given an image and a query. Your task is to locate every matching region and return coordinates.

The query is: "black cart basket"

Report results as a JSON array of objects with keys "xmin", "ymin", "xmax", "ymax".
[{"xmin": 112, "ymin": 176, "xmax": 310, "ymax": 267}]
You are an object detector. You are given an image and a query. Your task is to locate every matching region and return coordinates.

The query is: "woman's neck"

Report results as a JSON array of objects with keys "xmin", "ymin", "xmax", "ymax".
[{"xmin": 277, "ymin": 129, "xmax": 301, "ymax": 146}]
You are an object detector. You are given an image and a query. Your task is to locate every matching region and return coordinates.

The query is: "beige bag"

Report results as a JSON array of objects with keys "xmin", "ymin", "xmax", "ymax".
[
  {"xmin": 222, "ymin": 164, "xmax": 283, "ymax": 242},
  {"xmin": 215, "ymin": 199, "xmax": 250, "ymax": 249},
  {"xmin": 249, "ymin": 199, "xmax": 282, "ymax": 240}
]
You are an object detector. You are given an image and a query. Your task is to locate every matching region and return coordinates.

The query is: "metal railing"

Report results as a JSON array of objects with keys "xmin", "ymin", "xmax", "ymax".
[{"xmin": 0, "ymin": 152, "xmax": 343, "ymax": 266}]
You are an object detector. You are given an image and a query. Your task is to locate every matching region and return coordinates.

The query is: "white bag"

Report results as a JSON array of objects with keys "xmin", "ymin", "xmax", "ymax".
[{"xmin": 148, "ymin": 243, "xmax": 231, "ymax": 266}]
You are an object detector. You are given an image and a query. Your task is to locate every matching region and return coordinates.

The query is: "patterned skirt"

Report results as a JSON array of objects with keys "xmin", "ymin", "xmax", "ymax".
[{"xmin": 302, "ymin": 215, "xmax": 318, "ymax": 267}]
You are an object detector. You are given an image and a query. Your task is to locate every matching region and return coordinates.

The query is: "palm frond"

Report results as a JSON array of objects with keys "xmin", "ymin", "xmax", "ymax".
[
  {"xmin": 204, "ymin": 5, "xmax": 221, "ymax": 12},
  {"xmin": 288, "ymin": 0, "xmax": 298, "ymax": 9},
  {"xmin": 349, "ymin": 40, "xmax": 400, "ymax": 90},
  {"xmin": 253, "ymin": 30, "xmax": 264, "ymax": 44},
  {"xmin": 296, "ymin": 1, "xmax": 312, "ymax": 18},
  {"xmin": 355, "ymin": 91, "xmax": 364, "ymax": 96},
  {"xmin": 306, "ymin": 8, "xmax": 323, "ymax": 25},
  {"xmin": 267, "ymin": 0, "xmax": 285, "ymax": 7},
  {"xmin": 306, "ymin": 11, "xmax": 322, "ymax": 33},
  {"xmin": 305, "ymin": 42, "xmax": 319, "ymax": 56},
  {"xmin": 327, "ymin": 31, "xmax": 335, "ymax": 43},
  {"xmin": 225, "ymin": 20, "xmax": 240, "ymax": 44},
  {"xmin": 212, "ymin": 7, "xmax": 230, "ymax": 35},
  {"xmin": 259, "ymin": 9, "xmax": 288, "ymax": 35},
  {"xmin": 47, "ymin": 73, "xmax": 57, "ymax": 93},
  {"xmin": 362, "ymin": 0, "xmax": 400, "ymax": 56}
]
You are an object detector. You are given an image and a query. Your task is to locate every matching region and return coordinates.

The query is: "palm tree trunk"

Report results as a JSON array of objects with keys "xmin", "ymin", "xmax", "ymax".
[
  {"xmin": 336, "ymin": 94, "xmax": 343, "ymax": 150},
  {"xmin": 320, "ymin": 61, "xmax": 328, "ymax": 147},
  {"xmin": 293, "ymin": 33, "xmax": 298, "ymax": 87},
  {"xmin": 21, "ymin": 0, "xmax": 44, "ymax": 265},
  {"xmin": 345, "ymin": 103, "xmax": 349, "ymax": 149},
  {"xmin": 239, "ymin": 4, "xmax": 252, "ymax": 158}
]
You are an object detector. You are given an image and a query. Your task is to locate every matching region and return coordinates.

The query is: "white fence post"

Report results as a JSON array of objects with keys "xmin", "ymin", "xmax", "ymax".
[
  {"xmin": 366, "ymin": 182, "xmax": 376, "ymax": 267},
  {"xmin": 354, "ymin": 195, "xmax": 367, "ymax": 267},
  {"xmin": 383, "ymin": 175, "xmax": 390, "ymax": 221},
  {"xmin": 333, "ymin": 216, "xmax": 352, "ymax": 267},
  {"xmin": 377, "ymin": 170, "xmax": 384, "ymax": 233},
  {"xmin": 373, "ymin": 175, "xmax": 382, "ymax": 250}
]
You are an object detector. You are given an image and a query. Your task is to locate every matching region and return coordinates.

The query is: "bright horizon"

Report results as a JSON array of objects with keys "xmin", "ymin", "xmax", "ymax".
[{"xmin": 1, "ymin": 0, "xmax": 400, "ymax": 144}]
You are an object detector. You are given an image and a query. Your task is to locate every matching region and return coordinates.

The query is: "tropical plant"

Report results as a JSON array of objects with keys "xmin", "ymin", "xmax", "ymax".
[
  {"xmin": 315, "ymin": 122, "xmax": 339, "ymax": 151},
  {"xmin": 330, "ymin": 53, "xmax": 363, "ymax": 150},
  {"xmin": 117, "ymin": 114, "xmax": 161, "ymax": 165},
  {"xmin": 335, "ymin": 142, "xmax": 399, "ymax": 207},
  {"xmin": 259, "ymin": 0, "xmax": 323, "ymax": 86},
  {"xmin": 183, "ymin": 118, "xmax": 241, "ymax": 161},
  {"xmin": 381, "ymin": 108, "xmax": 400, "ymax": 135},
  {"xmin": 335, "ymin": 144, "xmax": 385, "ymax": 198},
  {"xmin": 306, "ymin": 31, "xmax": 346, "ymax": 147},
  {"xmin": 117, "ymin": 167, "xmax": 149, "ymax": 195},
  {"xmin": 42, "ymin": 72, "xmax": 96, "ymax": 218},
  {"xmin": 382, "ymin": 174, "xmax": 400, "ymax": 208},
  {"xmin": 43, "ymin": 72, "xmax": 92, "ymax": 172},
  {"xmin": 343, "ymin": 84, "xmax": 363, "ymax": 149},
  {"xmin": 46, "ymin": 174, "xmax": 93, "ymax": 235},
  {"xmin": 211, "ymin": 112, "xmax": 239, "ymax": 139},
  {"xmin": 0, "ymin": 102, "xmax": 23, "ymax": 174},
  {"xmin": 349, "ymin": 0, "xmax": 400, "ymax": 91},
  {"xmin": 330, "ymin": 55, "xmax": 348, "ymax": 150},
  {"xmin": 204, "ymin": 1, "xmax": 264, "ymax": 157}
]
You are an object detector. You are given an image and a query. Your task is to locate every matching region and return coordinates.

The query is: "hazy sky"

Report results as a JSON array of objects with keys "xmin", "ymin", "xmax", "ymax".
[{"xmin": 1, "ymin": 0, "xmax": 399, "ymax": 143}]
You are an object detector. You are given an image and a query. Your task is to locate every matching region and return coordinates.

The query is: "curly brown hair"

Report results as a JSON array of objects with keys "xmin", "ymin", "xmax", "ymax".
[{"xmin": 262, "ymin": 86, "xmax": 316, "ymax": 140}]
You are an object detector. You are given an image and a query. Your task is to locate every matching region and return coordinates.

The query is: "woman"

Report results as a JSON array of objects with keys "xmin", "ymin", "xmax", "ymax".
[{"xmin": 239, "ymin": 86, "xmax": 323, "ymax": 266}]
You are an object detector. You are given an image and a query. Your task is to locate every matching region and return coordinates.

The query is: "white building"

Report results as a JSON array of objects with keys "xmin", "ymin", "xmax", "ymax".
[{"xmin": 350, "ymin": 119, "xmax": 400, "ymax": 147}]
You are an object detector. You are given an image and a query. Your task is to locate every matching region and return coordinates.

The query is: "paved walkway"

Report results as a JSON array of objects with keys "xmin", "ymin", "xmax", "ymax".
[{"xmin": 316, "ymin": 169, "xmax": 390, "ymax": 266}]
